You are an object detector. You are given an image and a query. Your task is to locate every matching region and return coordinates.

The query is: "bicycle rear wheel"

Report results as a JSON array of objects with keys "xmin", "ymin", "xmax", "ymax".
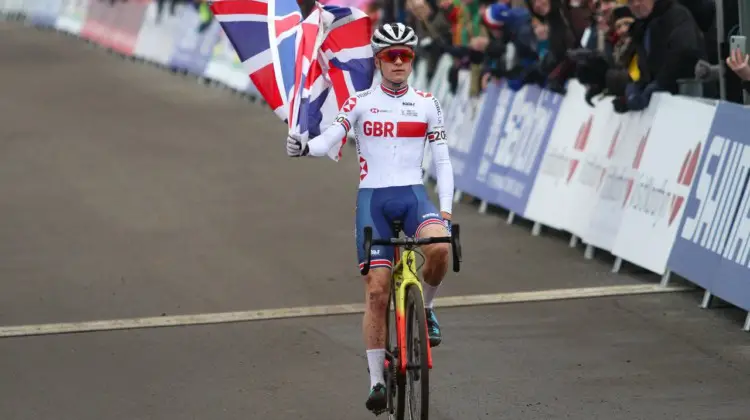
[{"xmin": 403, "ymin": 284, "xmax": 430, "ymax": 420}]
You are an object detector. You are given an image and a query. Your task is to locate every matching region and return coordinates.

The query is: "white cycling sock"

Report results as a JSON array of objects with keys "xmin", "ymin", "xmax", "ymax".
[
  {"xmin": 422, "ymin": 283, "xmax": 439, "ymax": 309},
  {"xmin": 366, "ymin": 349, "xmax": 386, "ymax": 388}
]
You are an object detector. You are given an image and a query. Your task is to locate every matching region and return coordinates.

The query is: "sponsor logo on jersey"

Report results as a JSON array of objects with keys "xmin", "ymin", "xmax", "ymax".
[
  {"xmin": 342, "ymin": 97, "xmax": 357, "ymax": 112},
  {"xmin": 431, "ymin": 97, "xmax": 443, "ymax": 124},
  {"xmin": 363, "ymin": 121, "xmax": 428, "ymax": 138},
  {"xmin": 359, "ymin": 156, "xmax": 368, "ymax": 180},
  {"xmin": 356, "ymin": 88, "xmax": 374, "ymax": 99},
  {"xmin": 401, "ymin": 109, "xmax": 418, "ymax": 117},
  {"xmin": 402, "ymin": 102, "xmax": 415, "ymax": 107},
  {"xmin": 370, "ymin": 108, "xmax": 392, "ymax": 114}
]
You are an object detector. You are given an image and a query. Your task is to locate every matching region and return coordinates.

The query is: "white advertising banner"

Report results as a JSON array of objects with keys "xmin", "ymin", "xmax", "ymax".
[
  {"xmin": 55, "ymin": 0, "xmax": 89, "ymax": 34},
  {"xmin": 133, "ymin": 3, "xmax": 185, "ymax": 65},
  {"xmin": 612, "ymin": 94, "xmax": 718, "ymax": 274},
  {"xmin": 524, "ymin": 80, "xmax": 589, "ymax": 231},
  {"xmin": 583, "ymin": 95, "xmax": 660, "ymax": 251}
]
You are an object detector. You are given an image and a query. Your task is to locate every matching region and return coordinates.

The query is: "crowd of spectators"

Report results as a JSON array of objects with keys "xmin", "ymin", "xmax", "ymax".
[
  {"xmin": 108, "ymin": 0, "xmax": 750, "ymax": 108},
  {"xmin": 365, "ymin": 0, "xmax": 750, "ymax": 111}
]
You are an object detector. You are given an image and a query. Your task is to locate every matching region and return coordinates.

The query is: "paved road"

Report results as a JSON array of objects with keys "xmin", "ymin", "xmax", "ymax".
[{"xmin": 0, "ymin": 21, "xmax": 749, "ymax": 420}]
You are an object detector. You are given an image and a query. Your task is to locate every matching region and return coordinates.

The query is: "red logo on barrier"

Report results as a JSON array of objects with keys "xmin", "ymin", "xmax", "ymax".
[
  {"xmin": 363, "ymin": 121, "xmax": 395, "ymax": 137},
  {"xmin": 668, "ymin": 143, "xmax": 702, "ymax": 225},
  {"xmin": 622, "ymin": 128, "xmax": 650, "ymax": 206},
  {"xmin": 342, "ymin": 97, "xmax": 357, "ymax": 112},
  {"xmin": 359, "ymin": 156, "xmax": 369, "ymax": 180},
  {"xmin": 568, "ymin": 115, "xmax": 593, "ymax": 182},
  {"xmin": 597, "ymin": 124, "xmax": 622, "ymax": 190},
  {"xmin": 607, "ymin": 125, "xmax": 621, "ymax": 159}
]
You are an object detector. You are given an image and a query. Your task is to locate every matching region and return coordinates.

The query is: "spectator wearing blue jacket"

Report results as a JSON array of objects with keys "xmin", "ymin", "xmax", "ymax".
[{"xmin": 480, "ymin": 2, "xmax": 541, "ymax": 90}]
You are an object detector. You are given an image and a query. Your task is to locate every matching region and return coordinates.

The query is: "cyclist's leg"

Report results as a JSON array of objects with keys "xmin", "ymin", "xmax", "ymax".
[
  {"xmin": 355, "ymin": 188, "xmax": 394, "ymax": 411},
  {"xmin": 404, "ymin": 184, "xmax": 450, "ymax": 291},
  {"xmin": 404, "ymin": 184, "xmax": 450, "ymax": 346}
]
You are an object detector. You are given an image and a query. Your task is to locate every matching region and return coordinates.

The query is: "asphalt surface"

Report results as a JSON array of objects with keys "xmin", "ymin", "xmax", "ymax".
[{"xmin": 1, "ymin": 21, "xmax": 749, "ymax": 420}]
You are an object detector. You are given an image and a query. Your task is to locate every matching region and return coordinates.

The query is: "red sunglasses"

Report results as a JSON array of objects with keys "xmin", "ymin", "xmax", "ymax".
[{"xmin": 377, "ymin": 48, "xmax": 415, "ymax": 63}]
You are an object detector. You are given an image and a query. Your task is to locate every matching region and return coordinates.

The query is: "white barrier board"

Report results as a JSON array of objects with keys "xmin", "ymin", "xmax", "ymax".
[
  {"xmin": 524, "ymin": 81, "xmax": 588, "ymax": 230},
  {"xmin": 612, "ymin": 95, "xmax": 718, "ymax": 274},
  {"xmin": 583, "ymin": 96, "xmax": 660, "ymax": 251}
]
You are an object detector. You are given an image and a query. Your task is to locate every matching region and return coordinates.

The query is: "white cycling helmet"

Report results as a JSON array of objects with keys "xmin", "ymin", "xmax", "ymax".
[{"xmin": 371, "ymin": 23, "xmax": 418, "ymax": 54}]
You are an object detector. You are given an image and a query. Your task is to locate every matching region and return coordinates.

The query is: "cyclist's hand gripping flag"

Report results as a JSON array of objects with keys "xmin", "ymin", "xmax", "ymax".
[{"xmin": 209, "ymin": 0, "xmax": 374, "ymax": 161}]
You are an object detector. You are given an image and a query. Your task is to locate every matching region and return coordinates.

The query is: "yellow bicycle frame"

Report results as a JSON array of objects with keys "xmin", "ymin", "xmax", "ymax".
[{"xmin": 392, "ymin": 247, "xmax": 433, "ymax": 374}]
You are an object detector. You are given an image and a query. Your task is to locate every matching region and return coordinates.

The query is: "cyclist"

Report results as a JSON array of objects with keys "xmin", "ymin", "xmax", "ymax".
[{"xmin": 286, "ymin": 22, "xmax": 455, "ymax": 414}]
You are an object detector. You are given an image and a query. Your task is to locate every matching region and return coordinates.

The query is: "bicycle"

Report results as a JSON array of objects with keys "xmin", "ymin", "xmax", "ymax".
[{"xmin": 360, "ymin": 219, "xmax": 462, "ymax": 420}]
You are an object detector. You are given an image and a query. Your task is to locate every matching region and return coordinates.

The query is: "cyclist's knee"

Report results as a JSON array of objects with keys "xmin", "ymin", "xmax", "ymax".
[
  {"xmin": 418, "ymin": 223, "xmax": 450, "ymax": 264},
  {"xmin": 424, "ymin": 242, "xmax": 449, "ymax": 265},
  {"xmin": 364, "ymin": 268, "xmax": 391, "ymax": 310}
]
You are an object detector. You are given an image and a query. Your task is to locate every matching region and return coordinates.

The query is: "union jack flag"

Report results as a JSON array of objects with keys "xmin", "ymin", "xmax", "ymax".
[{"xmin": 209, "ymin": 0, "xmax": 375, "ymax": 161}]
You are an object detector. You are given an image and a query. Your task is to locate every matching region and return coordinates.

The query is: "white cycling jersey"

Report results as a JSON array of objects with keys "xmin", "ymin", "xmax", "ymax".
[{"xmin": 307, "ymin": 83, "xmax": 455, "ymax": 214}]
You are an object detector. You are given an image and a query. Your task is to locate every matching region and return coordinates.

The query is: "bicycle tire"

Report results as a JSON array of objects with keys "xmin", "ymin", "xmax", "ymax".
[
  {"xmin": 403, "ymin": 284, "xmax": 430, "ymax": 420},
  {"xmin": 387, "ymin": 287, "xmax": 406, "ymax": 420}
]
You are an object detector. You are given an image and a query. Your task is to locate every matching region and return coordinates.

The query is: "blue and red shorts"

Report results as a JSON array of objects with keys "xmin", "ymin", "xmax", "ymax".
[{"xmin": 355, "ymin": 185, "xmax": 444, "ymax": 272}]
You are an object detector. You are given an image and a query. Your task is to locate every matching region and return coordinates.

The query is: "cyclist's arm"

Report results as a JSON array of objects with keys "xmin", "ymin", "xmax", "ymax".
[
  {"xmin": 425, "ymin": 95, "xmax": 454, "ymax": 215},
  {"xmin": 307, "ymin": 96, "xmax": 361, "ymax": 157}
]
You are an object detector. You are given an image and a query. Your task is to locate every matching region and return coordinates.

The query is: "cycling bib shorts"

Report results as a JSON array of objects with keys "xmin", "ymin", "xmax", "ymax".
[{"xmin": 355, "ymin": 184, "xmax": 444, "ymax": 271}]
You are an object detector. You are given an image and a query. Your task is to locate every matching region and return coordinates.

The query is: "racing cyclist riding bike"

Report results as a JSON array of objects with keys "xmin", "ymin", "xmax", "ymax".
[{"xmin": 286, "ymin": 22, "xmax": 455, "ymax": 414}]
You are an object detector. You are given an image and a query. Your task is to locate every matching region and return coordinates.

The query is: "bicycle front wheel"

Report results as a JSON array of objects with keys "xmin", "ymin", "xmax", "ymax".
[
  {"xmin": 388, "ymin": 287, "xmax": 405, "ymax": 420},
  {"xmin": 404, "ymin": 284, "xmax": 430, "ymax": 420}
]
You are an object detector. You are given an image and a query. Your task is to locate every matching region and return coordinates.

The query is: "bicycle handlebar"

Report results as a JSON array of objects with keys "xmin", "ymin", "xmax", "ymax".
[
  {"xmin": 371, "ymin": 236, "xmax": 452, "ymax": 246},
  {"xmin": 360, "ymin": 225, "xmax": 462, "ymax": 276}
]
